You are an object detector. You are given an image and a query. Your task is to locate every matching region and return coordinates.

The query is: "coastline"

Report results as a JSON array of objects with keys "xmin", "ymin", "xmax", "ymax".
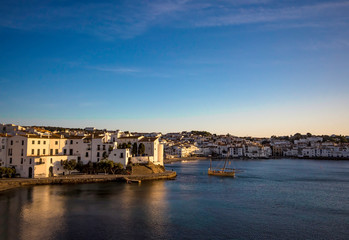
[
  {"xmin": 164, "ymin": 156, "xmax": 349, "ymax": 164},
  {"xmin": 164, "ymin": 156, "xmax": 210, "ymax": 163},
  {"xmin": 0, "ymin": 171, "xmax": 177, "ymax": 192}
]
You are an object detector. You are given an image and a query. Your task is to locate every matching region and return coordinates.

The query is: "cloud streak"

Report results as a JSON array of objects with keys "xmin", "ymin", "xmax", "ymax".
[
  {"xmin": 0, "ymin": 0, "xmax": 348, "ymax": 39},
  {"xmin": 91, "ymin": 66, "xmax": 140, "ymax": 73}
]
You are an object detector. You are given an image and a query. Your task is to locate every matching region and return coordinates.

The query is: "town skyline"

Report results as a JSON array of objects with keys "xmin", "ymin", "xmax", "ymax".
[
  {"xmin": 1, "ymin": 122, "xmax": 348, "ymax": 139},
  {"xmin": 1, "ymin": 0, "xmax": 349, "ymax": 137}
]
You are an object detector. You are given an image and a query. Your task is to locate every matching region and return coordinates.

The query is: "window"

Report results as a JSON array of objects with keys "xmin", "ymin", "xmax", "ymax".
[
  {"xmin": 22, "ymin": 140, "xmax": 24, "ymax": 145},
  {"xmin": 97, "ymin": 158, "xmax": 100, "ymax": 162},
  {"xmin": 29, "ymin": 159, "xmax": 32, "ymax": 164},
  {"xmin": 50, "ymin": 158, "xmax": 53, "ymax": 164},
  {"xmin": 55, "ymin": 149, "xmax": 58, "ymax": 155},
  {"xmin": 32, "ymin": 140, "xmax": 35, "ymax": 144},
  {"xmin": 50, "ymin": 149, "xmax": 53, "ymax": 155},
  {"xmin": 44, "ymin": 141, "xmax": 46, "ymax": 144},
  {"xmin": 103, "ymin": 145, "xmax": 106, "ymax": 150},
  {"xmin": 32, "ymin": 149, "xmax": 34, "ymax": 155},
  {"xmin": 69, "ymin": 149, "xmax": 73, "ymax": 155},
  {"xmin": 8, "ymin": 149, "xmax": 12, "ymax": 156},
  {"xmin": 63, "ymin": 149, "xmax": 67, "ymax": 155},
  {"xmin": 9, "ymin": 158, "xmax": 12, "ymax": 164},
  {"xmin": 70, "ymin": 140, "xmax": 73, "ymax": 144},
  {"xmin": 85, "ymin": 152, "xmax": 89, "ymax": 157},
  {"xmin": 21, "ymin": 149, "xmax": 24, "ymax": 156},
  {"xmin": 97, "ymin": 145, "xmax": 100, "ymax": 150},
  {"xmin": 10, "ymin": 140, "xmax": 13, "ymax": 145},
  {"xmin": 120, "ymin": 153, "xmax": 124, "ymax": 158},
  {"xmin": 21, "ymin": 158, "xmax": 23, "ymax": 164},
  {"xmin": 97, "ymin": 152, "xmax": 100, "ymax": 157},
  {"xmin": 38, "ymin": 141, "xmax": 40, "ymax": 144},
  {"xmin": 37, "ymin": 149, "xmax": 40, "ymax": 155},
  {"xmin": 55, "ymin": 141, "xmax": 58, "ymax": 145},
  {"xmin": 43, "ymin": 149, "xmax": 46, "ymax": 155}
]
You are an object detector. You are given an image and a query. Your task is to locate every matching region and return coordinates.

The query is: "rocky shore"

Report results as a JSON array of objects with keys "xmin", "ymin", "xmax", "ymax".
[{"xmin": 0, "ymin": 171, "xmax": 177, "ymax": 192}]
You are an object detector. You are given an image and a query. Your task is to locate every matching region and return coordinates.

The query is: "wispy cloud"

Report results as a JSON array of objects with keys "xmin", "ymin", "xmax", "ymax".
[
  {"xmin": 191, "ymin": 1, "xmax": 349, "ymax": 27},
  {"xmin": 1, "ymin": 1, "xmax": 349, "ymax": 39},
  {"xmin": 90, "ymin": 66, "xmax": 140, "ymax": 73}
]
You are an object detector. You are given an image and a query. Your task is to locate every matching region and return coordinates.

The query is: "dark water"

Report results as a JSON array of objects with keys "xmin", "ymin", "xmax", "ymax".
[{"xmin": 1, "ymin": 159, "xmax": 348, "ymax": 240}]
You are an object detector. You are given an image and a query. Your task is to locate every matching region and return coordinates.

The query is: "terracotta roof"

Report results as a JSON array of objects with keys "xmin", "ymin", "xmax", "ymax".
[
  {"xmin": 139, "ymin": 137, "xmax": 158, "ymax": 142},
  {"xmin": 84, "ymin": 134, "xmax": 104, "ymax": 139},
  {"xmin": 67, "ymin": 136, "xmax": 84, "ymax": 139},
  {"xmin": 118, "ymin": 136, "xmax": 143, "ymax": 139}
]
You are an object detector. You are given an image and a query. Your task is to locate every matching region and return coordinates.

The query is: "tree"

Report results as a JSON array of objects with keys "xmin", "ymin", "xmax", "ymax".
[
  {"xmin": 127, "ymin": 142, "xmax": 132, "ymax": 148},
  {"xmin": 62, "ymin": 159, "xmax": 77, "ymax": 174},
  {"xmin": 86, "ymin": 161, "xmax": 94, "ymax": 174},
  {"xmin": 138, "ymin": 143, "xmax": 145, "ymax": 155},
  {"xmin": 132, "ymin": 142, "xmax": 138, "ymax": 156},
  {"xmin": 306, "ymin": 133, "xmax": 312, "ymax": 137},
  {"xmin": 293, "ymin": 133, "xmax": 302, "ymax": 140},
  {"xmin": 111, "ymin": 162, "xmax": 123, "ymax": 174},
  {"xmin": 97, "ymin": 159, "xmax": 114, "ymax": 174},
  {"xmin": 0, "ymin": 167, "xmax": 16, "ymax": 178},
  {"xmin": 75, "ymin": 160, "xmax": 84, "ymax": 172},
  {"xmin": 122, "ymin": 143, "xmax": 127, "ymax": 149}
]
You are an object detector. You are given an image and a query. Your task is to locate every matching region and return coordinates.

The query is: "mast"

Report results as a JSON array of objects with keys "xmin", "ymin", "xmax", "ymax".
[
  {"xmin": 223, "ymin": 159, "xmax": 227, "ymax": 171},
  {"xmin": 222, "ymin": 149, "xmax": 228, "ymax": 171}
]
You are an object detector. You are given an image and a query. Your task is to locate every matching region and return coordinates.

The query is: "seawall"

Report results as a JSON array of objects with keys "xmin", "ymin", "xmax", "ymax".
[{"xmin": 0, "ymin": 171, "xmax": 177, "ymax": 192}]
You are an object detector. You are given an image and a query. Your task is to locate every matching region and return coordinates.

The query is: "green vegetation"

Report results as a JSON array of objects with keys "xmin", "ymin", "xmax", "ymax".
[
  {"xmin": 73, "ymin": 160, "xmax": 124, "ymax": 175},
  {"xmin": 191, "ymin": 130, "xmax": 211, "ymax": 136},
  {"xmin": 97, "ymin": 159, "xmax": 123, "ymax": 174},
  {"xmin": 132, "ymin": 142, "xmax": 138, "ymax": 156},
  {"xmin": 0, "ymin": 167, "xmax": 16, "ymax": 178},
  {"xmin": 62, "ymin": 159, "xmax": 77, "ymax": 174},
  {"xmin": 138, "ymin": 143, "xmax": 145, "ymax": 155}
]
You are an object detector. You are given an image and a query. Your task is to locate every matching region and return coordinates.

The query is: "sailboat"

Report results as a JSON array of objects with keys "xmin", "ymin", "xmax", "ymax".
[
  {"xmin": 208, "ymin": 158, "xmax": 236, "ymax": 177},
  {"xmin": 208, "ymin": 154, "xmax": 242, "ymax": 177}
]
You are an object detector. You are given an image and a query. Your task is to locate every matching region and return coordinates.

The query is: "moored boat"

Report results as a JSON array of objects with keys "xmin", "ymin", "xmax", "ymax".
[
  {"xmin": 208, "ymin": 168, "xmax": 235, "ymax": 177},
  {"xmin": 208, "ymin": 158, "xmax": 242, "ymax": 177}
]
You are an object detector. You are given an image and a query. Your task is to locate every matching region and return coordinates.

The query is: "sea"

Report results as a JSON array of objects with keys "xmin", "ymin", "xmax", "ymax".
[{"xmin": 0, "ymin": 159, "xmax": 348, "ymax": 240}]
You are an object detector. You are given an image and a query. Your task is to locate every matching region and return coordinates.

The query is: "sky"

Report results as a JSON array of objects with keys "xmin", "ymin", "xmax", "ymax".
[{"xmin": 0, "ymin": 0, "xmax": 349, "ymax": 137}]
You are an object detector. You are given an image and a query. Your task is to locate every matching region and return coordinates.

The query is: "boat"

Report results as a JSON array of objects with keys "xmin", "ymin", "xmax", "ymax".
[{"xmin": 208, "ymin": 158, "xmax": 242, "ymax": 177}]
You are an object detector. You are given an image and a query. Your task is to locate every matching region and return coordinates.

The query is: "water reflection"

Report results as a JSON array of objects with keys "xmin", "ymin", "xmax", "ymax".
[
  {"xmin": 19, "ymin": 186, "xmax": 66, "ymax": 240},
  {"xmin": 0, "ymin": 181, "xmax": 169, "ymax": 240}
]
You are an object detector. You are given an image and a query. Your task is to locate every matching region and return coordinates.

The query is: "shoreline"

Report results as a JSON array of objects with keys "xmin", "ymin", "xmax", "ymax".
[
  {"xmin": 164, "ymin": 156, "xmax": 209, "ymax": 163},
  {"xmin": 0, "ymin": 171, "xmax": 177, "ymax": 192},
  {"xmin": 164, "ymin": 156, "xmax": 349, "ymax": 164}
]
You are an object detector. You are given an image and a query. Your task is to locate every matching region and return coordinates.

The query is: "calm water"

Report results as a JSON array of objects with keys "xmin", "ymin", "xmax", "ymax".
[{"xmin": 1, "ymin": 159, "xmax": 348, "ymax": 240}]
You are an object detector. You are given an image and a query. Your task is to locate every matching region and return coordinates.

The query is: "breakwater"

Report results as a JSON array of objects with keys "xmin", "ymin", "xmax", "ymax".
[{"xmin": 0, "ymin": 171, "xmax": 177, "ymax": 192}]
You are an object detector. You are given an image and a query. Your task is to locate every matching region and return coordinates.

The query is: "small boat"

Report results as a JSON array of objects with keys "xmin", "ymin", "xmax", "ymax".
[
  {"xmin": 208, "ymin": 168, "xmax": 236, "ymax": 177},
  {"xmin": 208, "ymin": 158, "xmax": 242, "ymax": 177}
]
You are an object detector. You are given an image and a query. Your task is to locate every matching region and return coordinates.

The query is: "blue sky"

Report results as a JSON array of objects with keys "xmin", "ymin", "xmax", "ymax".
[{"xmin": 0, "ymin": 0, "xmax": 349, "ymax": 136}]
